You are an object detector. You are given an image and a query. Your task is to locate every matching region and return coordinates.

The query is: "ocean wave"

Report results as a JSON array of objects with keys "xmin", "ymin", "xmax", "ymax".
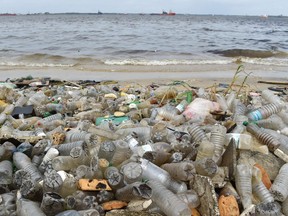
[
  {"xmin": 103, "ymin": 59, "xmax": 232, "ymax": 66},
  {"xmin": 240, "ymin": 57, "xmax": 288, "ymax": 66},
  {"xmin": 113, "ymin": 49, "xmax": 158, "ymax": 55},
  {"xmin": 0, "ymin": 61, "xmax": 73, "ymax": 67},
  {"xmin": 20, "ymin": 53, "xmax": 67, "ymax": 61},
  {"xmin": 207, "ymin": 49, "xmax": 288, "ymax": 58}
]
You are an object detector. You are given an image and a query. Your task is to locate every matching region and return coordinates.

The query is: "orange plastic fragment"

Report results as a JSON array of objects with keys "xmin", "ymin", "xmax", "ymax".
[
  {"xmin": 254, "ymin": 163, "xmax": 272, "ymax": 189},
  {"xmin": 102, "ymin": 200, "xmax": 128, "ymax": 210},
  {"xmin": 218, "ymin": 195, "xmax": 240, "ymax": 216},
  {"xmin": 78, "ymin": 179, "xmax": 112, "ymax": 191},
  {"xmin": 191, "ymin": 208, "xmax": 201, "ymax": 216}
]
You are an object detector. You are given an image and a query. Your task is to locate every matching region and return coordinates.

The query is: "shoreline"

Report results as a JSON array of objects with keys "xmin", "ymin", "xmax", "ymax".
[{"xmin": 1, "ymin": 63, "xmax": 287, "ymax": 91}]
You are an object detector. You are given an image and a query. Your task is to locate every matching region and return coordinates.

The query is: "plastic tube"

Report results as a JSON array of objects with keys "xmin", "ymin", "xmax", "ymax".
[
  {"xmin": 140, "ymin": 158, "xmax": 187, "ymax": 194},
  {"xmin": 147, "ymin": 180, "xmax": 191, "ymax": 216},
  {"xmin": 270, "ymin": 163, "xmax": 288, "ymax": 202},
  {"xmin": 235, "ymin": 164, "xmax": 252, "ymax": 209}
]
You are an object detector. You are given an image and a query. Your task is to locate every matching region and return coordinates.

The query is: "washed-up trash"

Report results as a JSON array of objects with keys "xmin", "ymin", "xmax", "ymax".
[{"xmin": 1, "ymin": 76, "xmax": 288, "ymax": 215}]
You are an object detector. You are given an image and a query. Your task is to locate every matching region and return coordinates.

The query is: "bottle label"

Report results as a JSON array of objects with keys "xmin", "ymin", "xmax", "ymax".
[{"xmin": 249, "ymin": 110, "xmax": 262, "ymax": 121}]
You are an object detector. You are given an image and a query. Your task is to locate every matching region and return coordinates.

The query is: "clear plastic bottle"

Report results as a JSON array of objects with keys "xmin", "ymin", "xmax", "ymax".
[
  {"xmin": 121, "ymin": 161, "xmax": 143, "ymax": 184},
  {"xmin": 115, "ymin": 182, "xmax": 152, "ymax": 202},
  {"xmin": 20, "ymin": 179, "xmax": 43, "ymax": 201},
  {"xmin": 193, "ymin": 158, "xmax": 218, "ymax": 177},
  {"xmin": 161, "ymin": 162, "xmax": 195, "ymax": 181},
  {"xmin": 40, "ymin": 192, "xmax": 65, "ymax": 216},
  {"xmin": 13, "ymin": 152, "xmax": 43, "ymax": 182},
  {"xmin": 58, "ymin": 172, "xmax": 78, "ymax": 198},
  {"xmin": 235, "ymin": 164, "xmax": 252, "ymax": 209},
  {"xmin": 0, "ymin": 113, "xmax": 7, "ymax": 125},
  {"xmin": 283, "ymin": 196, "xmax": 288, "ymax": 216},
  {"xmin": 252, "ymin": 166, "xmax": 274, "ymax": 203},
  {"xmin": 246, "ymin": 123, "xmax": 281, "ymax": 152},
  {"xmin": 255, "ymin": 201, "xmax": 282, "ymax": 216},
  {"xmin": 147, "ymin": 180, "xmax": 192, "ymax": 216},
  {"xmin": 104, "ymin": 166, "xmax": 125, "ymax": 190},
  {"xmin": 261, "ymin": 89, "xmax": 283, "ymax": 105},
  {"xmin": 142, "ymin": 151, "xmax": 171, "ymax": 166},
  {"xmin": 39, "ymin": 147, "xmax": 59, "ymax": 172},
  {"xmin": 0, "ymin": 160, "xmax": 13, "ymax": 184},
  {"xmin": 17, "ymin": 196, "xmax": 46, "ymax": 216},
  {"xmin": 256, "ymin": 115, "xmax": 288, "ymax": 133},
  {"xmin": 270, "ymin": 163, "xmax": 288, "ymax": 202},
  {"xmin": 177, "ymin": 189, "xmax": 200, "ymax": 209},
  {"xmin": 0, "ymin": 191, "xmax": 16, "ymax": 216},
  {"xmin": 247, "ymin": 103, "xmax": 284, "ymax": 121},
  {"xmin": 187, "ymin": 123, "xmax": 208, "ymax": 144},
  {"xmin": 215, "ymin": 93, "xmax": 228, "ymax": 112},
  {"xmin": 210, "ymin": 124, "xmax": 227, "ymax": 162},
  {"xmin": 97, "ymin": 141, "xmax": 116, "ymax": 161},
  {"xmin": 196, "ymin": 140, "xmax": 215, "ymax": 161},
  {"xmin": 56, "ymin": 141, "xmax": 84, "ymax": 156},
  {"xmin": 140, "ymin": 158, "xmax": 187, "ymax": 194},
  {"xmin": 110, "ymin": 140, "xmax": 132, "ymax": 166},
  {"xmin": 43, "ymin": 170, "xmax": 63, "ymax": 192}
]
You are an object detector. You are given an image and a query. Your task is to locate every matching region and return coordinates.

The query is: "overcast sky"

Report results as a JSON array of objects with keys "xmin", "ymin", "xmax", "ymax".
[{"xmin": 1, "ymin": 0, "xmax": 287, "ymax": 16}]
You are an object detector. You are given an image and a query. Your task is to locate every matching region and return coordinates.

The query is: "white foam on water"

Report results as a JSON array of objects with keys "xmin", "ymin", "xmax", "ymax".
[
  {"xmin": 0, "ymin": 61, "xmax": 74, "ymax": 68},
  {"xmin": 103, "ymin": 59, "xmax": 233, "ymax": 66}
]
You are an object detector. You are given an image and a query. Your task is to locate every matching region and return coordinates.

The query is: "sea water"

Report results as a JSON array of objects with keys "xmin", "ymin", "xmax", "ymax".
[{"xmin": 0, "ymin": 14, "xmax": 287, "ymax": 71}]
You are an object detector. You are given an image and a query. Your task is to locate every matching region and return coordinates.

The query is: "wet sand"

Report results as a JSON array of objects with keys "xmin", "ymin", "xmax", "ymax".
[{"xmin": 0, "ymin": 63, "xmax": 287, "ymax": 90}]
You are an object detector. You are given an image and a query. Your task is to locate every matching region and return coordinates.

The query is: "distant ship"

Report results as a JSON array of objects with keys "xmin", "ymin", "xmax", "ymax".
[
  {"xmin": 150, "ymin": 10, "xmax": 176, "ymax": 16},
  {"xmin": 97, "ymin": 10, "xmax": 103, "ymax": 15}
]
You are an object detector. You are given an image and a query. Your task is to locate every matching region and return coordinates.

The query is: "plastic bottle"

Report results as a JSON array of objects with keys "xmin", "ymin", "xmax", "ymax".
[
  {"xmin": 147, "ymin": 180, "xmax": 192, "ymax": 216},
  {"xmin": 97, "ymin": 141, "xmax": 116, "ymax": 161},
  {"xmin": 104, "ymin": 166, "xmax": 124, "ymax": 190},
  {"xmin": 121, "ymin": 161, "xmax": 143, "ymax": 184},
  {"xmin": 235, "ymin": 164, "xmax": 252, "ymax": 209},
  {"xmin": 246, "ymin": 123, "xmax": 281, "ymax": 152},
  {"xmin": 0, "ymin": 192, "xmax": 16, "ymax": 216},
  {"xmin": 261, "ymin": 89, "xmax": 283, "ymax": 105},
  {"xmin": 283, "ymin": 196, "xmax": 288, "ymax": 216},
  {"xmin": 0, "ymin": 160, "xmax": 13, "ymax": 184},
  {"xmin": 0, "ymin": 113, "xmax": 6, "ymax": 125},
  {"xmin": 17, "ymin": 196, "xmax": 46, "ymax": 216},
  {"xmin": 56, "ymin": 141, "xmax": 84, "ymax": 156},
  {"xmin": 40, "ymin": 192, "xmax": 65, "ymax": 216},
  {"xmin": 215, "ymin": 93, "xmax": 228, "ymax": 112},
  {"xmin": 57, "ymin": 172, "xmax": 78, "ymax": 198},
  {"xmin": 187, "ymin": 123, "xmax": 208, "ymax": 144},
  {"xmin": 13, "ymin": 152, "xmax": 43, "ymax": 182},
  {"xmin": 161, "ymin": 162, "xmax": 195, "ymax": 181},
  {"xmin": 142, "ymin": 151, "xmax": 171, "ymax": 166},
  {"xmin": 193, "ymin": 158, "xmax": 218, "ymax": 177},
  {"xmin": 115, "ymin": 182, "xmax": 152, "ymax": 202},
  {"xmin": 0, "ymin": 141, "xmax": 15, "ymax": 161},
  {"xmin": 210, "ymin": 124, "xmax": 227, "ymax": 162},
  {"xmin": 270, "ymin": 163, "xmax": 288, "ymax": 202},
  {"xmin": 20, "ymin": 179, "xmax": 43, "ymax": 201},
  {"xmin": 247, "ymin": 103, "xmax": 284, "ymax": 121},
  {"xmin": 39, "ymin": 147, "xmax": 59, "ymax": 172},
  {"xmin": 140, "ymin": 158, "xmax": 187, "ymax": 194},
  {"xmin": 110, "ymin": 140, "xmax": 132, "ymax": 166},
  {"xmin": 196, "ymin": 140, "xmax": 215, "ymax": 161},
  {"xmin": 252, "ymin": 166, "xmax": 274, "ymax": 203},
  {"xmin": 177, "ymin": 190, "xmax": 200, "ymax": 209},
  {"xmin": 255, "ymin": 201, "xmax": 282, "ymax": 216},
  {"xmin": 27, "ymin": 91, "xmax": 48, "ymax": 107},
  {"xmin": 256, "ymin": 115, "xmax": 288, "ymax": 134},
  {"xmin": 43, "ymin": 170, "xmax": 63, "ymax": 192}
]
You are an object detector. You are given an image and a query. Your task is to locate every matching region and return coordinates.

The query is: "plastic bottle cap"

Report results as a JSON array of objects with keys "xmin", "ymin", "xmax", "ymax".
[{"xmin": 243, "ymin": 121, "xmax": 249, "ymax": 126}]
